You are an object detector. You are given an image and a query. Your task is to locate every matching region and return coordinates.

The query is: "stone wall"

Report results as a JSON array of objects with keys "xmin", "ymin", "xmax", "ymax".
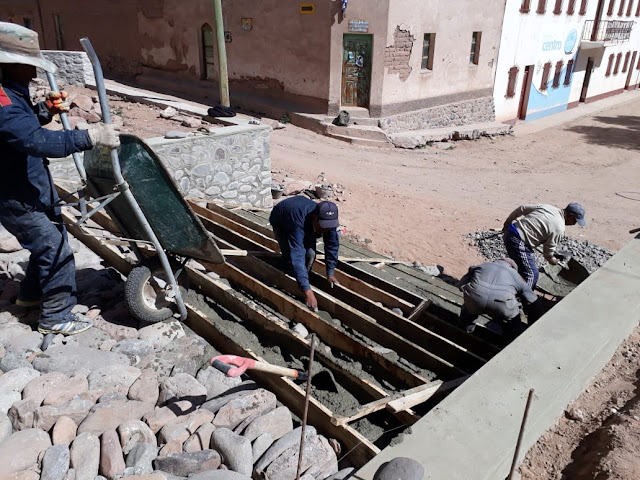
[
  {"xmin": 379, "ymin": 96, "xmax": 496, "ymax": 133},
  {"xmin": 39, "ymin": 51, "xmax": 95, "ymax": 86},
  {"xmin": 50, "ymin": 125, "xmax": 273, "ymax": 209}
]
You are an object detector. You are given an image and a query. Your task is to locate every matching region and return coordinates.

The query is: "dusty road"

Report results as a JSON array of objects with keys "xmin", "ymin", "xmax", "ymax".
[{"xmin": 270, "ymin": 98, "xmax": 640, "ymax": 277}]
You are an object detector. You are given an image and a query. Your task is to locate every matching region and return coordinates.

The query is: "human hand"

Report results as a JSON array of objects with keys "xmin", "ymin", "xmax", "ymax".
[
  {"xmin": 304, "ymin": 290, "xmax": 318, "ymax": 312},
  {"xmin": 548, "ymin": 256, "xmax": 559, "ymax": 265},
  {"xmin": 327, "ymin": 275, "xmax": 340, "ymax": 288},
  {"xmin": 45, "ymin": 91, "xmax": 70, "ymax": 115},
  {"xmin": 84, "ymin": 123, "xmax": 121, "ymax": 149}
]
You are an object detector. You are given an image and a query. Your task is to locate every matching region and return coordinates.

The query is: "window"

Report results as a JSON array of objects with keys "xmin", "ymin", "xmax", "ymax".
[
  {"xmin": 540, "ymin": 62, "xmax": 552, "ymax": 90},
  {"xmin": 53, "ymin": 14, "xmax": 64, "ymax": 50},
  {"xmin": 552, "ymin": 60, "xmax": 564, "ymax": 87},
  {"xmin": 623, "ymin": 51, "xmax": 631, "ymax": 71},
  {"xmin": 579, "ymin": 0, "xmax": 589, "ymax": 14},
  {"xmin": 627, "ymin": 0, "xmax": 634, "ymax": 15},
  {"xmin": 607, "ymin": 0, "xmax": 615, "ymax": 15},
  {"xmin": 521, "ymin": 0, "xmax": 531, "ymax": 12},
  {"xmin": 614, "ymin": 52, "xmax": 622, "ymax": 73},
  {"xmin": 421, "ymin": 33, "xmax": 436, "ymax": 70},
  {"xmin": 537, "ymin": 0, "xmax": 547, "ymax": 13},
  {"xmin": 636, "ymin": 0, "xmax": 640, "ymax": 15},
  {"xmin": 567, "ymin": 0, "xmax": 576, "ymax": 13},
  {"xmin": 554, "ymin": 0, "xmax": 563, "ymax": 13},
  {"xmin": 618, "ymin": 0, "xmax": 626, "ymax": 15},
  {"xmin": 470, "ymin": 31, "xmax": 482, "ymax": 65},
  {"xmin": 637, "ymin": 54, "xmax": 640, "ymax": 68},
  {"xmin": 564, "ymin": 59, "xmax": 575, "ymax": 85},
  {"xmin": 506, "ymin": 66, "xmax": 519, "ymax": 97},
  {"xmin": 201, "ymin": 24, "xmax": 215, "ymax": 80},
  {"xmin": 606, "ymin": 53, "xmax": 614, "ymax": 75}
]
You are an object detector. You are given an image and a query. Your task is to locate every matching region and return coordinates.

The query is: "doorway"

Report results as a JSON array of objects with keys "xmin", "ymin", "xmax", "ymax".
[
  {"xmin": 580, "ymin": 57, "xmax": 594, "ymax": 102},
  {"xmin": 518, "ymin": 65, "xmax": 533, "ymax": 120},
  {"xmin": 341, "ymin": 34, "xmax": 372, "ymax": 108},
  {"xmin": 625, "ymin": 51, "xmax": 637, "ymax": 89}
]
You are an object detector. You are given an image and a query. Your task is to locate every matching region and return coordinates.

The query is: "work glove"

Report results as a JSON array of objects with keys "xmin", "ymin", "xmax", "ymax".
[
  {"xmin": 45, "ymin": 91, "xmax": 70, "ymax": 115},
  {"xmin": 81, "ymin": 123, "xmax": 121, "ymax": 149}
]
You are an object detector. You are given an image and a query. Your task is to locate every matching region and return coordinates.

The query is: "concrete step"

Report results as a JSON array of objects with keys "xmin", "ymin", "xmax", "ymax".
[
  {"xmin": 322, "ymin": 123, "xmax": 389, "ymax": 141},
  {"xmin": 326, "ymin": 132, "xmax": 392, "ymax": 148},
  {"xmin": 340, "ymin": 106, "xmax": 371, "ymax": 118},
  {"xmin": 387, "ymin": 122, "xmax": 514, "ymax": 149},
  {"xmin": 323, "ymin": 116, "xmax": 380, "ymax": 127}
]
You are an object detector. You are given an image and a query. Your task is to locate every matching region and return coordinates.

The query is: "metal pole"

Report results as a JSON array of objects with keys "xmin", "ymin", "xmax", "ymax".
[
  {"xmin": 79, "ymin": 37, "xmax": 188, "ymax": 321},
  {"xmin": 507, "ymin": 388, "xmax": 535, "ymax": 480},
  {"xmin": 212, "ymin": 0, "xmax": 230, "ymax": 107},
  {"xmin": 296, "ymin": 334, "xmax": 316, "ymax": 480}
]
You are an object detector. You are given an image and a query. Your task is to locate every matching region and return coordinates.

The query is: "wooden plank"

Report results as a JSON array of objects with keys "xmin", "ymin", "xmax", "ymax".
[
  {"xmin": 407, "ymin": 300, "xmax": 432, "ymax": 321},
  {"xmin": 387, "ymin": 376, "xmax": 469, "ymax": 413},
  {"xmin": 204, "ymin": 201, "xmax": 276, "ymax": 238}
]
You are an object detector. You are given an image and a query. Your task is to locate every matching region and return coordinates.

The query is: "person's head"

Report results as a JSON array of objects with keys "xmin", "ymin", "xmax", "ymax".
[
  {"xmin": 498, "ymin": 258, "xmax": 518, "ymax": 270},
  {"xmin": 0, "ymin": 22, "xmax": 56, "ymax": 87},
  {"xmin": 565, "ymin": 203, "xmax": 586, "ymax": 227},
  {"xmin": 312, "ymin": 201, "xmax": 339, "ymax": 234}
]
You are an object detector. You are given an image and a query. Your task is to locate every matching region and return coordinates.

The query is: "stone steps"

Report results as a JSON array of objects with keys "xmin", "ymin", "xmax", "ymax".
[
  {"xmin": 321, "ymin": 123, "xmax": 389, "ymax": 141},
  {"xmin": 325, "ymin": 132, "xmax": 393, "ymax": 148},
  {"xmin": 387, "ymin": 122, "xmax": 513, "ymax": 149}
]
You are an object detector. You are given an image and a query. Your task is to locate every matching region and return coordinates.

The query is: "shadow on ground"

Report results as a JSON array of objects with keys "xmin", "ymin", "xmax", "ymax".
[{"xmin": 565, "ymin": 115, "xmax": 640, "ymax": 150}]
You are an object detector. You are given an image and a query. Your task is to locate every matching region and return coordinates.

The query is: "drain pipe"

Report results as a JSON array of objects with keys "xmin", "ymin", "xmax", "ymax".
[
  {"xmin": 213, "ymin": 0, "xmax": 230, "ymax": 107},
  {"xmin": 79, "ymin": 37, "xmax": 188, "ymax": 321}
]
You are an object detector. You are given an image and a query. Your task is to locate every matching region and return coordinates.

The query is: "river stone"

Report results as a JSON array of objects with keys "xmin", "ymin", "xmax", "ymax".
[
  {"xmin": 158, "ymin": 440, "xmax": 183, "ymax": 457},
  {"xmin": 52, "ymin": 416, "xmax": 78, "ymax": 445},
  {"xmin": 70, "ymin": 432, "xmax": 100, "ymax": 480},
  {"xmin": 100, "ymin": 429, "xmax": 125, "ymax": 480},
  {"xmin": 0, "ymin": 391, "xmax": 21, "ymax": 416},
  {"xmin": 140, "ymin": 335, "xmax": 213, "ymax": 381},
  {"xmin": 0, "ymin": 470, "xmax": 40, "ymax": 480},
  {"xmin": 373, "ymin": 457, "xmax": 425, "ymax": 480},
  {"xmin": 0, "ymin": 413, "xmax": 12, "ymax": 443},
  {"xmin": 0, "ymin": 367, "xmax": 40, "ymax": 393},
  {"xmin": 152, "ymin": 450, "xmax": 221, "ymax": 477},
  {"xmin": 122, "ymin": 474, "xmax": 166, "ymax": 480},
  {"xmin": 77, "ymin": 400, "xmax": 155, "ymax": 436},
  {"xmin": 142, "ymin": 405, "xmax": 182, "ymax": 434},
  {"xmin": 118, "ymin": 420, "xmax": 156, "ymax": 454},
  {"xmin": 158, "ymin": 373, "xmax": 207, "ymax": 407},
  {"xmin": 111, "ymin": 339, "xmax": 155, "ymax": 365},
  {"xmin": 157, "ymin": 409, "xmax": 214, "ymax": 445},
  {"xmin": 87, "ymin": 365, "xmax": 142, "ymax": 395},
  {"xmin": 165, "ymin": 131, "xmax": 188, "ymax": 139},
  {"xmin": 183, "ymin": 422, "xmax": 215, "ymax": 453},
  {"xmin": 200, "ymin": 382, "xmax": 259, "ymax": 415},
  {"xmin": 92, "ymin": 316, "xmax": 139, "ymax": 342},
  {"xmin": 195, "ymin": 366, "xmax": 242, "ymax": 399},
  {"xmin": 254, "ymin": 426, "xmax": 316, "ymax": 475},
  {"xmin": 125, "ymin": 442, "xmax": 159, "ymax": 475},
  {"xmin": 264, "ymin": 434, "xmax": 338, "ymax": 480},
  {"xmin": 212, "ymin": 388, "xmax": 276, "ymax": 430},
  {"xmin": 0, "ymin": 322, "xmax": 32, "ymax": 347},
  {"xmin": 138, "ymin": 321, "xmax": 184, "ymax": 349},
  {"xmin": 0, "ymin": 428, "xmax": 52, "ymax": 474},
  {"xmin": 0, "ymin": 353, "xmax": 32, "ymax": 372},
  {"xmin": 42, "ymin": 375, "xmax": 89, "ymax": 406},
  {"xmin": 34, "ymin": 398, "xmax": 94, "ymax": 431},
  {"xmin": 251, "ymin": 432, "xmax": 273, "ymax": 464},
  {"xmin": 22, "ymin": 371, "xmax": 69, "ymax": 404},
  {"xmin": 64, "ymin": 328, "xmax": 111, "ymax": 350},
  {"xmin": 241, "ymin": 406, "xmax": 292, "ymax": 442},
  {"xmin": 210, "ymin": 428, "xmax": 251, "ymax": 476},
  {"xmin": 97, "ymin": 392, "xmax": 128, "ymax": 405},
  {"xmin": 325, "ymin": 468, "xmax": 356, "ymax": 479},
  {"xmin": 41, "ymin": 444, "xmax": 70, "ymax": 480},
  {"xmin": 128, "ymin": 369, "xmax": 159, "ymax": 405},
  {"xmin": 6, "ymin": 331, "xmax": 42, "ymax": 355},
  {"xmin": 32, "ymin": 345, "xmax": 130, "ymax": 376},
  {"xmin": 7, "ymin": 398, "xmax": 39, "ymax": 430},
  {"xmin": 188, "ymin": 472, "xmax": 252, "ymax": 480}
]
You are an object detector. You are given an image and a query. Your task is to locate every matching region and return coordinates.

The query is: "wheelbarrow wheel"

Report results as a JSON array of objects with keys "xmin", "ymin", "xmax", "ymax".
[{"xmin": 125, "ymin": 258, "xmax": 188, "ymax": 323}]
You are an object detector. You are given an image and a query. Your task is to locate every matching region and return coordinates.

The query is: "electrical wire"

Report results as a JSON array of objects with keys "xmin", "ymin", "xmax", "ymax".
[{"xmin": 615, "ymin": 190, "xmax": 640, "ymax": 202}]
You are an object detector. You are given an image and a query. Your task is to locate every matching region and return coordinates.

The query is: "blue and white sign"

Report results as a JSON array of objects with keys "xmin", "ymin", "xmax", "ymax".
[{"xmin": 564, "ymin": 29, "xmax": 578, "ymax": 54}]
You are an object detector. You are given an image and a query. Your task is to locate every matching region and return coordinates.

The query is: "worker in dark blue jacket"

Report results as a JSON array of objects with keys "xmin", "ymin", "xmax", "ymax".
[
  {"xmin": 269, "ymin": 196, "xmax": 340, "ymax": 311},
  {"xmin": 0, "ymin": 22, "xmax": 120, "ymax": 335}
]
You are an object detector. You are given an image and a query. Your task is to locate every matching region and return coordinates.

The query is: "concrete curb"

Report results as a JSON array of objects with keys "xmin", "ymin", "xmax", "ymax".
[{"xmin": 354, "ymin": 236, "xmax": 640, "ymax": 480}]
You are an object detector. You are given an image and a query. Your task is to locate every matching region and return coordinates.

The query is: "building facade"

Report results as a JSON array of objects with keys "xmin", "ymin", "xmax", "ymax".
[{"xmin": 494, "ymin": 0, "xmax": 640, "ymax": 123}]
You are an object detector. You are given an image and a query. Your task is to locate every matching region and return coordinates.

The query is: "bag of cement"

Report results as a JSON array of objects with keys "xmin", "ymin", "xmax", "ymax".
[{"xmin": 332, "ymin": 110, "xmax": 350, "ymax": 127}]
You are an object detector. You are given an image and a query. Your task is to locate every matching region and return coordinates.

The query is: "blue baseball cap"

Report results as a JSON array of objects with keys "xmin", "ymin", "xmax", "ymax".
[
  {"xmin": 566, "ymin": 203, "xmax": 586, "ymax": 227},
  {"xmin": 316, "ymin": 201, "xmax": 339, "ymax": 229}
]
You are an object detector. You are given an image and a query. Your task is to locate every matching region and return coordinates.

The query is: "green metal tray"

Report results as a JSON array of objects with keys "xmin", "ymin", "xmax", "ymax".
[{"xmin": 83, "ymin": 134, "xmax": 224, "ymax": 264}]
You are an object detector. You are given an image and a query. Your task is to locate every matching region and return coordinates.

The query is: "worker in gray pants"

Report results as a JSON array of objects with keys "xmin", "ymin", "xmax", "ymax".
[{"xmin": 456, "ymin": 258, "xmax": 544, "ymax": 337}]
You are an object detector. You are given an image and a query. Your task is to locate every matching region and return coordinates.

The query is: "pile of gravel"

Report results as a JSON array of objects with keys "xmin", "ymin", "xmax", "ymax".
[{"xmin": 466, "ymin": 231, "xmax": 615, "ymax": 273}]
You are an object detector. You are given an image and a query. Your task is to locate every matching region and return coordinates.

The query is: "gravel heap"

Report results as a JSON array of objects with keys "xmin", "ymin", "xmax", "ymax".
[{"xmin": 466, "ymin": 231, "xmax": 615, "ymax": 273}]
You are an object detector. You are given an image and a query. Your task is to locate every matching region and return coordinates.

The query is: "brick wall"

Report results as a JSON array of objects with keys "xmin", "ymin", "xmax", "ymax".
[{"xmin": 384, "ymin": 27, "xmax": 414, "ymax": 81}]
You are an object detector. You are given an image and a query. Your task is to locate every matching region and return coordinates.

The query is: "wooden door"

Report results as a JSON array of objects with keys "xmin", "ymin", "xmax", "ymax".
[
  {"xmin": 580, "ymin": 57, "xmax": 594, "ymax": 102},
  {"xmin": 518, "ymin": 65, "xmax": 533, "ymax": 120},
  {"xmin": 341, "ymin": 34, "xmax": 372, "ymax": 107},
  {"xmin": 625, "ymin": 51, "xmax": 637, "ymax": 89}
]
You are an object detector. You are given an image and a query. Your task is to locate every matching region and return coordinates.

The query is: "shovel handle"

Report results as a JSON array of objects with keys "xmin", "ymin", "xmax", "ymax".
[{"xmin": 629, "ymin": 227, "xmax": 640, "ymax": 234}]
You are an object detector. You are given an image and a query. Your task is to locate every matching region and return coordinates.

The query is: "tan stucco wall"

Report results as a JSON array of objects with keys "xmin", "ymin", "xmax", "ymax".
[{"xmin": 0, "ymin": 1, "xmax": 44, "ymax": 46}]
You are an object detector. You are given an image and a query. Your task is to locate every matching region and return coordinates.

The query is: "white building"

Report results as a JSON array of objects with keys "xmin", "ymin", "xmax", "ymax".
[{"xmin": 495, "ymin": 0, "xmax": 640, "ymax": 123}]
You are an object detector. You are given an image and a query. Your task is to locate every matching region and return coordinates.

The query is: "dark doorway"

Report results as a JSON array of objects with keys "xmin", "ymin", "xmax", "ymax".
[
  {"xmin": 518, "ymin": 65, "xmax": 534, "ymax": 120},
  {"xmin": 625, "ymin": 51, "xmax": 637, "ymax": 89},
  {"xmin": 580, "ymin": 57, "xmax": 594, "ymax": 102},
  {"xmin": 341, "ymin": 34, "xmax": 372, "ymax": 107}
]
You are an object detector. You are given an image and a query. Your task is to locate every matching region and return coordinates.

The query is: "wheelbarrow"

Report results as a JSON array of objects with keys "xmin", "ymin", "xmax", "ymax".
[
  {"xmin": 51, "ymin": 38, "xmax": 224, "ymax": 323},
  {"xmin": 535, "ymin": 257, "xmax": 590, "ymax": 298}
]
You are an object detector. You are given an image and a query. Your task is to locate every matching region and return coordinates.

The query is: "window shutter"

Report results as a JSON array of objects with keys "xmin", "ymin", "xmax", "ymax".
[
  {"xmin": 608, "ymin": 0, "xmax": 615, "ymax": 15},
  {"xmin": 568, "ymin": 0, "xmax": 576, "ymax": 13},
  {"xmin": 554, "ymin": 0, "xmax": 563, "ymax": 13},
  {"xmin": 506, "ymin": 66, "xmax": 519, "ymax": 97},
  {"xmin": 541, "ymin": 62, "xmax": 552, "ymax": 90},
  {"xmin": 564, "ymin": 59, "xmax": 575, "ymax": 85},
  {"xmin": 579, "ymin": 0, "xmax": 588, "ymax": 14},
  {"xmin": 537, "ymin": 0, "xmax": 547, "ymax": 13},
  {"xmin": 606, "ymin": 54, "xmax": 614, "ymax": 76},
  {"xmin": 614, "ymin": 52, "xmax": 622, "ymax": 74},
  {"xmin": 623, "ymin": 51, "xmax": 631, "ymax": 72},
  {"xmin": 521, "ymin": 0, "xmax": 531, "ymax": 13}
]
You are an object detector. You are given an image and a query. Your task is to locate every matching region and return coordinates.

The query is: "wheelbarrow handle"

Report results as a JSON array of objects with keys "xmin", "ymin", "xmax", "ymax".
[{"xmin": 210, "ymin": 354, "xmax": 308, "ymax": 380}]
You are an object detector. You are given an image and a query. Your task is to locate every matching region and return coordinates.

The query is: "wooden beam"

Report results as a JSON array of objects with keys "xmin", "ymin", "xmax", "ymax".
[
  {"xmin": 387, "ymin": 376, "xmax": 469, "ymax": 413},
  {"xmin": 407, "ymin": 300, "xmax": 432, "ymax": 321}
]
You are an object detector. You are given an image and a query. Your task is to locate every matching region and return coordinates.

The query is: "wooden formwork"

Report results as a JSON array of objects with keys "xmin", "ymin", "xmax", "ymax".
[{"xmin": 56, "ymin": 185, "xmax": 505, "ymax": 468}]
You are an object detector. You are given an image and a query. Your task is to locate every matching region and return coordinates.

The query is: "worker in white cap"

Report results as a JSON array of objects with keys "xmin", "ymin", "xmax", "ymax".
[{"xmin": 0, "ymin": 22, "xmax": 119, "ymax": 335}]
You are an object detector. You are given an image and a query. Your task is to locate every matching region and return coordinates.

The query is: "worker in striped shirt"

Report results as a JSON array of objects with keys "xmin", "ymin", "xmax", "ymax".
[{"xmin": 502, "ymin": 203, "xmax": 586, "ymax": 288}]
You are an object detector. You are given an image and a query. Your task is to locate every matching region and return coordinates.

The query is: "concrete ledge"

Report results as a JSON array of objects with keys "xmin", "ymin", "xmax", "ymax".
[
  {"xmin": 388, "ymin": 122, "xmax": 513, "ymax": 149},
  {"xmin": 355, "ymin": 236, "xmax": 640, "ymax": 480}
]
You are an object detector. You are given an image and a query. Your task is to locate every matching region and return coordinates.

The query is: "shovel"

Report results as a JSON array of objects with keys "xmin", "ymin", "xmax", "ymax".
[{"xmin": 210, "ymin": 354, "xmax": 309, "ymax": 381}]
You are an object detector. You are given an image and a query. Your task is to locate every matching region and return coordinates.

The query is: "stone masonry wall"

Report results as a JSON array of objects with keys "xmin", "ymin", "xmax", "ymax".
[
  {"xmin": 384, "ymin": 27, "xmax": 415, "ymax": 82},
  {"xmin": 379, "ymin": 96, "xmax": 496, "ymax": 133},
  {"xmin": 39, "ymin": 51, "xmax": 95, "ymax": 86},
  {"xmin": 50, "ymin": 125, "xmax": 273, "ymax": 209}
]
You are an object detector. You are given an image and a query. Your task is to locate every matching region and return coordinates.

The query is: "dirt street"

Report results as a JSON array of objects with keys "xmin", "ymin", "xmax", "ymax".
[{"xmin": 271, "ymin": 100, "xmax": 640, "ymax": 277}]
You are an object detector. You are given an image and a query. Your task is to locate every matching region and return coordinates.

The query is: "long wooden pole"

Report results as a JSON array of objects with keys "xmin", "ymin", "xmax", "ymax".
[{"xmin": 213, "ymin": 0, "xmax": 230, "ymax": 107}]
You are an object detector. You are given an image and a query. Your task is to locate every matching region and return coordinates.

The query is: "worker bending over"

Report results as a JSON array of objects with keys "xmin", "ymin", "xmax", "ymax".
[
  {"xmin": 269, "ymin": 196, "xmax": 340, "ymax": 311},
  {"xmin": 502, "ymin": 203, "xmax": 586, "ymax": 288},
  {"xmin": 457, "ymin": 259, "xmax": 544, "ymax": 336}
]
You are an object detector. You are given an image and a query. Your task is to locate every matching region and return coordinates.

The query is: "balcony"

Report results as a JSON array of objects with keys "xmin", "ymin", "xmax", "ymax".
[{"xmin": 581, "ymin": 20, "xmax": 635, "ymax": 48}]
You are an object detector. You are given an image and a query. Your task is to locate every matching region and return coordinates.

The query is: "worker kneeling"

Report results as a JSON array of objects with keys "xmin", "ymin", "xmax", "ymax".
[{"xmin": 456, "ymin": 258, "xmax": 544, "ymax": 337}]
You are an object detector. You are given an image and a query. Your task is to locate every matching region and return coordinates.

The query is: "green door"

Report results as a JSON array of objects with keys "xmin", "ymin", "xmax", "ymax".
[{"xmin": 341, "ymin": 34, "xmax": 372, "ymax": 107}]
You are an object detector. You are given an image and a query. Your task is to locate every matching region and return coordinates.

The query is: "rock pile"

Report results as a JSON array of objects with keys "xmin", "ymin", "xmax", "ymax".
[
  {"xmin": 0, "ymin": 234, "xmax": 349, "ymax": 480},
  {"xmin": 466, "ymin": 230, "xmax": 614, "ymax": 274}
]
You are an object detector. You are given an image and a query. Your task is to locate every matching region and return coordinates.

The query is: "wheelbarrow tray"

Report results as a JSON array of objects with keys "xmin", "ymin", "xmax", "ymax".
[{"xmin": 83, "ymin": 134, "xmax": 224, "ymax": 264}]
